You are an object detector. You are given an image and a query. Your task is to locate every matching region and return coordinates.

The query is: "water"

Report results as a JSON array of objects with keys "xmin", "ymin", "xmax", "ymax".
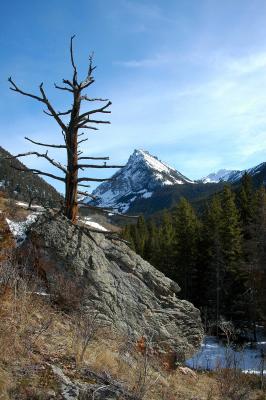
[{"xmin": 186, "ymin": 335, "xmax": 266, "ymax": 374}]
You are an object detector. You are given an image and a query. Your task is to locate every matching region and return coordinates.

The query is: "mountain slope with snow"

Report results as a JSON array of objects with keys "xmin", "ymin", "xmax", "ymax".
[
  {"xmin": 89, "ymin": 149, "xmax": 194, "ymax": 213},
  {"xmin": 201, "ymin": 162, "xmax": 266, "ymax": 184},
  {"xmin": 202, "ymin": 169, "xmax": 241, "ymax": 183}
]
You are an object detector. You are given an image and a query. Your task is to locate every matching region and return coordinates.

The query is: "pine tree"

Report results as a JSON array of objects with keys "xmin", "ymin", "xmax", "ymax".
[
  {"xmin": 220, "ymin": 185, "xmax": 244, "ymax": 320},
  {"xmin": 156, "ymin": 211, "xmax": 175, "ymax": 276},
  {"xmin": 132, "ymin": 216, "xmax": 148, "ymax": 257},
  {"xmin": 171, "ymin": 198, "xmax": 201, "ymax": 302},
  {"xmin": 237, "ymin": 172, "xmax": 255, "ymax": 240},
  {"xmin": 143, "ymin": 220, "xmax": 160, "ymax": 265},
  {"xmin": 244, "ymin": 186, "xmax": 266, "ymax": 337},
  {"xmin": 200, "ymin": 195, "xmax": 224, "ymax": 331}
]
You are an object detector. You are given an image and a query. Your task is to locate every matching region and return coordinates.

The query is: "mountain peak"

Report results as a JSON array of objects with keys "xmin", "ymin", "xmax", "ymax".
[
  {"xmin": 202, "ymin": 169, "xmax": 239, "ymax": 183},
  {"xmin": 89, "ymin": 149, "xmax": 193, "ymax": 213}
]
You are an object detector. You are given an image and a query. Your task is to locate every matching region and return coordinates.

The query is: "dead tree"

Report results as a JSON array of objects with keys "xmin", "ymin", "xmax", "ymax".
[{"xmin": 7, "ymin": 36, "xmax": 124, "ymax": 223}]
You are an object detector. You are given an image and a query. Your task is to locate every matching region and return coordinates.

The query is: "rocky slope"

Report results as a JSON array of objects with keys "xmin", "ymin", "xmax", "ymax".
[{"xmin": 25, "ymin": 213, "xmax": 203, "ymax": 360}]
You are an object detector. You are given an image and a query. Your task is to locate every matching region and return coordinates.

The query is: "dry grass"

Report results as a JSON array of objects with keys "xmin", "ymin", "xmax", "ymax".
[
  {"xmin": 0, "ymin": 270, "xmax": 264, "ymax": 400},
  {"xmin": 0, "ymin": 202, "xmax": 265, "ymax": 399}
]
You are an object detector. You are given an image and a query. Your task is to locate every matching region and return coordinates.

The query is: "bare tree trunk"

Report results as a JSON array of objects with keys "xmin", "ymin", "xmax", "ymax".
[{"xmin": 64, "ymin": 94, "xmax": 80, "ymax": 223}]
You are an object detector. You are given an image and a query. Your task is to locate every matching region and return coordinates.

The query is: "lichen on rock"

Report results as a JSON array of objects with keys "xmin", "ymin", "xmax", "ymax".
[{"xmin": 25, "ymin": 213, "xmax": 203, "ymax": 360}]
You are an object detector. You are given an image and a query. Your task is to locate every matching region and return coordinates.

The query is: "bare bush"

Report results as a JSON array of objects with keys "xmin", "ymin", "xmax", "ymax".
[
  {"xmin": 216, "ymin": 368, "xmax": 252, "ymax": 400},
  {"xmin": 72, "ymin": 309, "xmax": 101, "ymax": 364},
  {"xmin": 0, "ymin": 257, "xmax": 54, "ymax": 361}
]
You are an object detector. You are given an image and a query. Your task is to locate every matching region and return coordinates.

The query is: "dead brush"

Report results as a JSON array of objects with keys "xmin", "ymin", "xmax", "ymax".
[
  {"xmin": 216, "ymin": 368, "xmax": 252, "ymax": 400},
  {"xmin": 0, "ymin": 258, "xmax": 54, "ymax": 362},
  {"xmin": 71, "ymin": 308, "xmax": 101, "ymax": 365}
]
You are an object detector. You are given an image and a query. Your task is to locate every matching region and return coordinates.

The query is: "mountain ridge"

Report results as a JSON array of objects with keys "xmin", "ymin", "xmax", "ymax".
[
  {"xmin": 89, "ymin": 149, "xmax": 194, "ymax": 212},
  {"xmin": 89, "ymin": 149, "xmax": 266, "ymax": 215}
]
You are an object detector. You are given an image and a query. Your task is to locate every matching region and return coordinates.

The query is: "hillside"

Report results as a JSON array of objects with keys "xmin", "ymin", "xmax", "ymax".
[
  {"xmin": 0, "ymin": 146, "xmax": 62, "ymax": 207},
  {"xmin": 0, "ymin": 199, "xmax": 264, "ymax": 399}
]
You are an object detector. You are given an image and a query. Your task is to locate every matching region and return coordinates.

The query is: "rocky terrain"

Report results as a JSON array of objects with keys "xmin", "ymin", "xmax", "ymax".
[
  {"xmin": 25, "ymin": 212, "xmax": 203, "ymax": 360},
  {"xmin": 0, "ymin": 200, "xmax": 264, "ymax": 399}
]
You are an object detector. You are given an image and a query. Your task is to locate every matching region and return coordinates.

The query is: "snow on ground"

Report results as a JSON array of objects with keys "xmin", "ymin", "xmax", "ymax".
[
  {"xmin": 16, "ymin": 201, "xmax": 44, "ymax": 210},
  {"xmin": 186, "ymin": 335, "xmax": 266, "ymax": 374},
  {"xmin": 6, "ymin": 213, "xmax": 40, "ymax": 245},
  {"xmin": 81, "ymin": 217, "xmax": 108, "ymax": 232}
]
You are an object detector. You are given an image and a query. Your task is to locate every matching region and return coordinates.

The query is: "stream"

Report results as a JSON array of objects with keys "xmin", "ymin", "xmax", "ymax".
[{"xmin": 186, "ymin": 335, "xmax": 266, "ymax": 374}]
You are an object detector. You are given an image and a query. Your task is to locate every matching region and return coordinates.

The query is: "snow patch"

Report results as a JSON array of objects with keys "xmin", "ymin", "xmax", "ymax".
[
  {"xmin": 16, "ymin": 201, "xmax": 44, "ymax": 210},
  {"xmin": 81, "ymin": 217, "xmax": 108, "ymax": 232},
  {"xmin": 142, "ymin": 191, "xmax": 153, "ymax": 199},
  {"xmin": 6, "ymin": 213, "xmax": 40, "ymax": 245}
]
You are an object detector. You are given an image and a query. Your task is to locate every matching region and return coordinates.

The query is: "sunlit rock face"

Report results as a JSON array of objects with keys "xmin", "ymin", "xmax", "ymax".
[{"xmin": 26, "ymin": 213, "xmax": 204, "ymax": 360}]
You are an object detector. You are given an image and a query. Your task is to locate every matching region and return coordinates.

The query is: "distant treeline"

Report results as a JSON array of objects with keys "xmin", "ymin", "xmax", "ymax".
[{"xmin": 122, "ymin": 173, "xmax": 266, "ymax": 338}]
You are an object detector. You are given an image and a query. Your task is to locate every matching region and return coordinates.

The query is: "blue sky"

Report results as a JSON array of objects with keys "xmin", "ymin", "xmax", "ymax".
[{"xmin": 1, "ymin": 0, "xmax": 266, "ymax": 193}]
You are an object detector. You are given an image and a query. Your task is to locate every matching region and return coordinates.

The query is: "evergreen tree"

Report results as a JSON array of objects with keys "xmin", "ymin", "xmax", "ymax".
[
  {"xmin": 219, "ymin": 185, "xmax": 244, "ymax": 320},
  {"xmin": 143, "ymin": 220, "xmax": 160, "ymax": 265},
  {"xmin": 200, "ymin": 195, "xmax": 224, "ymax": 330},
  {"xmin": 244, "ymin": 186, "xmax": 266, "ymax": 337},
  {"xmin": 171, "ymin": 198, "xmax": 201, "ymax": 302},
  {"xmin": 237, "ymin": 172, "xmax": 255, "ymax": 240},
  {"xmin": 156, "ymin": 211, "xmax": 175, "ymax": 276}
]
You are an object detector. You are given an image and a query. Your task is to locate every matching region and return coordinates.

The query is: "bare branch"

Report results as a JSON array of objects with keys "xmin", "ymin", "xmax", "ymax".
[
  {"xmin": 78, "ymin": 184, "xmax": 91, "ymax": 188},
  {"xmin": 79, "ymin": 119, "xmax": 111, "ymax": 128},
  {"xmin": 80, "ymin": 77, "xmax": 95, "ymax": 90},
  {"xmin": 43, "ymin": 108, "xmax": 72, "ymax": 117},
  {"xmin": 78, "ymin": 138, "xmax": 88, "ymax": 145},
  {"xmin": 78, "ymin": 191, "xmax": 98, "ymax": 200},
  {"xmin": 77, "ymin": 164, "xmax": 124, "ymax": 169},
  {"xmin": 39, "ymin": 84, "xmax": 68, "ymax": 132},
  {"xmin": 8, "ymin": 77, "xmax": 44, "ymax": 102},
  {"xmin": 88, "ymin": 52, "xmax": 96, "ymax": 77},
  {"xmin": 62, "ymin": 79, "xmax": 75, "ymax": 88},
  {"xmin": 54, "ymin": 83, "xmax": 73, "ymax": 92},
  {"xmin": 79, "ymin": 52, "xmax": 96, "ymax": 90},
  {"xmin": 9, "ymin": 77, "xmax": 68, "ymax": 133},
  {"xmin": 70, "ymin": 35, "xmax": 78, "ymax": 85},
  {"xmin": 80, "ymin": 95, "xmax": 109, "ymax": 102},
  {"xmin": 78, "ymin": 203, "xmax": 114, "ymax": 212},
  {"xmin": 78, "ymin": 177, "xmax": 112, "ymax": 183},
  {"xmin": 78, "ymin": 203, "xmax": 139, "ymax": 219},
  {"xmin": 25, "ymin": 136, "xmax": 66, "ymax": 149},
  {"xmin": 11, "ymin": 165, "xmax": 65, "ymax": 182},
  {"xmin": 78, "ymin": 156, "xmax": 109, "ymax": 160},
  {"xmin": 79, "ymin": 101, "xmax": 112, "ymax": 121},
  {"xmin": 78, "ymin": 125, "xmax": 99, "ymax": 130},
  {"xmin": 6, "ymin": 151, "xmax": 67, "ymax": 173}
]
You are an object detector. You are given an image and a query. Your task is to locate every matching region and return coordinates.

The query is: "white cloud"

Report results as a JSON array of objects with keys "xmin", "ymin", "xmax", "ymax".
[{"xmin": 114, "ymin": 53, "xmax": 172, "ymax": 68}]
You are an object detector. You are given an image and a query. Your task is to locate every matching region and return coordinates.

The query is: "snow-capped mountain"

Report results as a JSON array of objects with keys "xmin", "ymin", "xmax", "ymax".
[
  {"xmin": 89, "ymin": 149, "xmax": 194, "ymax": 213},
  {"xmin": 88, "ymin": 149, "xmax": 266, "ymax": 216},
  {"xmin": 202, "ymin": 162, "xmax": 266, "ymax": 184},
  {"xmin": 202, "ymin": 169, "xmax": 241, "ymax": 183}
]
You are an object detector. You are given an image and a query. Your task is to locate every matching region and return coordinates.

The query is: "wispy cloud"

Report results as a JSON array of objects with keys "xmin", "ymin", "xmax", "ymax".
[
  {"xmin": 114, "ymin": 53, "xmax": 174, "ymax": 68},
  {"xmin": 224, "ymin": 52, "xmax": 266, "ymax": 75}
]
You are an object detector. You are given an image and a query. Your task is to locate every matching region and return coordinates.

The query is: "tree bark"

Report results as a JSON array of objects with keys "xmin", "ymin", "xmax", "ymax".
[{"xmin": 64, "ymin": 91, "xmax": 80, "ymax": 223}]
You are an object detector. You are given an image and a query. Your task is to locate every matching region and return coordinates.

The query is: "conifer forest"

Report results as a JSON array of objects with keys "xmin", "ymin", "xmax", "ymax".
[{"xmin": 123, "ymin": 173, "xmax": 266, "ymax": 339}]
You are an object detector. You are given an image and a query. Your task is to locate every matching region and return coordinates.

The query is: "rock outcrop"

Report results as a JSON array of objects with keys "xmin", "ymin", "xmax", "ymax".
[{"xmin": 25, "ymin": 213, "xmax": 203, "ymax": 360}]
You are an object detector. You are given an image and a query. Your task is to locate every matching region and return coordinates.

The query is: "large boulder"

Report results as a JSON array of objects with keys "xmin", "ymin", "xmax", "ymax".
[{"xmin": 25, "ymin": 213, "xmax": 203, "ymax": 360}]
